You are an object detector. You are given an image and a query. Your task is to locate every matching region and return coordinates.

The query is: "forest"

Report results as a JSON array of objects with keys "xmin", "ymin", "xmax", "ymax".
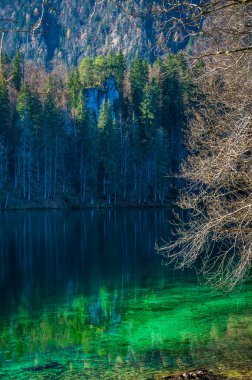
[{"xmin": 0, "ymin": 51, "xmax": 188, "ymax": 208}]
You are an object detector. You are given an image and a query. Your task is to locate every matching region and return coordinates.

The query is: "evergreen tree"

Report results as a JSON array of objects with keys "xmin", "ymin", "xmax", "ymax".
[
  {"xmin": 94, "ymin": 55, "xmax": 108, "ymax": 85},
  {"xmin": 0, "ymin": 77, "xmax": 9, "ymax": 138},
  {"xmin": 2, "ymin": 53, "xmax": 10, "ymax": 65},
  {"xmin": 1, "ymin": 53, "xmax": 11, "ymax": 80},
  {"xmin": 114, "ymin": 50, "xmax": 126, "ymax": 90},
  {"xmin": 79, "ymin": 57, "xmax": 95, "ymax": 87},
  {"xmin": 44, "ymin": 80, "xmax": 59, "ymax": 134},
  {"xmin": 76, "ymin": 90, "xmax": 98, "ymax": 202},
  {"xmin": 12, "ymin": 52, "xmax": 22, "ymax": 91},
  {"xmin": 153, "ymin": 128, "xmax": 170, "ymax": 204},
  {"xmin": 98, "ymin": 100, "xmax": 113, "ymax": 131},
  {"xmin": 43, "ymin": 78, "xmax": 62, "ymax": 198},
  {"xmin": 107, "ymin": 50, "xmax": 126, "ymax": 91},
  {"xmin": 75, "ymin": 91, "xmax": 88, "ymax": 129},
  {"xmin": 16, "ymin": 83, "xmax": 33, "ymax": 198},
  {"xmin": 67, "ymin": 67, "xmax": 81, "ymax": 110},
  {"xmin": 129, "ymin": 53, "xmax": 148, "ymax": 117},
  {"xmin": 159, "ymin": 54, "xmax": 188, "ymax": 133},
  {"xmin": 107, "ymin": 50, "xmax": 117, "ymax": 73},
  {"xmin": 140, "ymin": 81, "xmax": 160, "ymax": 150},
  {"xmin": 98, "ymin": 101, "xmax": 119, "ymax": 203},
  {"xmin": 17, "ymin": 83, "xmax": 32, "ymax": 126},
  {"xmin": 0, "ymin": 77, "xmax": 10, "ymax": 188}
]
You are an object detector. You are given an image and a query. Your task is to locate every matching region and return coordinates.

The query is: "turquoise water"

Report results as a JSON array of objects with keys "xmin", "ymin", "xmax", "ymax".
[{"xmin": 0, "ymin": 209, "xmax": 251, "ymax": 379}]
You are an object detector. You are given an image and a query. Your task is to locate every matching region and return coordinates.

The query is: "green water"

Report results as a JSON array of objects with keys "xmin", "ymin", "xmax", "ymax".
[{"xmin": 0, "ymin": 209, "xmax": 251, "ymax": 379}]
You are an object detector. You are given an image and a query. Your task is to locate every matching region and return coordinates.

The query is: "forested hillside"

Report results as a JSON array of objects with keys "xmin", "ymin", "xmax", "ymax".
[
  {"xmin": 0, "ymin": 0, "xmax": 184, "ymax": 67},
  {"xmin": 0, "ymin": 51, "xmax": 189, "ymax": 208},
  {"xmin": 0, "ymin": 0, "xmax": 191, "ymax": 208}
]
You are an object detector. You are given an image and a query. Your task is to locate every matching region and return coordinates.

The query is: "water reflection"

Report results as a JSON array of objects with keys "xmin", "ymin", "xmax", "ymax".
[{"xmin": 0, "ymin": 209, "xmax": 251, "ymax": 379}]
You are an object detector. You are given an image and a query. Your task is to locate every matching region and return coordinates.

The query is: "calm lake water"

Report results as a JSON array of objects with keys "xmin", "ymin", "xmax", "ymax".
[{"xmin": 0, "ymin": 209, "xmax": 251, "ymax": 379}]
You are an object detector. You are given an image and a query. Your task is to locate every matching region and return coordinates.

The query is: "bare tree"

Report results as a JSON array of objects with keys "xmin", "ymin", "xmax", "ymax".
[
  {"xmin": 90, "ymin": 0, "xmax": 252, "ymax": 56},
  {"xmin": 91, "ymin": 0, "xmax": 252, "ymax": 288},
  {"xmin": 0, "ymin": 0, "xmax": 46, "ymax": 80},
  {"xmin": 156, "ymin": 2, "xmax": 252, "ymax": 289}
]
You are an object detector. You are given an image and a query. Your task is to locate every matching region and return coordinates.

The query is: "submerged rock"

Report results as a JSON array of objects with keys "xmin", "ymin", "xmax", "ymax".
[
  {"xmin": 24, "ymin": 361, "xmax": 63, "ymax": 372},
  {"xmin": 161, "ymin": 369, "xmax": 227, "ymax": 380}
]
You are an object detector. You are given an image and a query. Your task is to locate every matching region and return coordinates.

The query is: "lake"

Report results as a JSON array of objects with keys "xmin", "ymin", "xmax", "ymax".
[{"xmin": 0, "ymin": 209, "xmax": 251, "ymax": 379}]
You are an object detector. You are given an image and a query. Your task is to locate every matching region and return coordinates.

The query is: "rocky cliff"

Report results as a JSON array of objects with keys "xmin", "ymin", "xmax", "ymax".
[{"xmin": 85, "ymin": 76, "xmax": 119, "ymax": 119}]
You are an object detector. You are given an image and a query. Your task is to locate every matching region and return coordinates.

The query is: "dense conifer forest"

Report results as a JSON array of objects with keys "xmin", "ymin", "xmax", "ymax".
[{"xmin": 0, "ymin": 51, "xmax": 189, "ymax": 208}]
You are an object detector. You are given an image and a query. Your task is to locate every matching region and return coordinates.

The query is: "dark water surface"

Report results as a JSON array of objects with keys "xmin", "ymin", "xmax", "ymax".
[{"xmin": 0, "ymin": 209, "xmax": 251, "ymax": 379}]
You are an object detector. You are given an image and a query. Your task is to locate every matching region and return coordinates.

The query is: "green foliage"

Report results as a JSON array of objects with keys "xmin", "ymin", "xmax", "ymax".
[
  {"xmin": 162, "ymin": 52, "xmax": 187, "ymax": 74},
  {"xmin": 30, "ymin": 91, "xmax": 43, "ymax": 135},
  {"xmin": 79, "ymin": 51, "xmax": 126, "ymax": 90},
  {"xmin": 98, "ymin": 100, "xmax": 113, "ymax": 130},
  {"xmin": 75, "ymin": 90, "xmax": 88, "ymax": 127},
  {"xmin": 98, "ymin": 101, "xmax": 119, "ymax": 200},
  {"xmin": 12, "ymin": 52, "xmax": 22, "ymax": 91},
  {"xmin": 129, "ymin": 53, "xmax": 149, "ymax": 116},
  {"xmin": 2, "ymin": 53, "xmax": 10, "ymax": 65},
  {"xmin": 44, "ymin": 78, "xmax": 60, "ymax": 134},
  {"xmin": 67, "ymin": 67, "xmax": 81, "ymax": 109},
  {"xmin": 17, "ymin": 83, "xmax": 32, "ymax": 132},
  {"xmin": 0, "ymin": 78, "xmax": 9, "ymax": 136},
  {"xmin": 140, "ymin": 81, "xmax": 160, "ymax": 141},
  {"xmin": 94, "ymin": 55, "xmax": 108, "ymax": 85},
  {"xmin": 107, "ymin": 49, "xmax": 126, "ymax": 91},
  {"xmin": 0, "ymin": 52, "xmax": 188, "ymax": 204},
  {"xmin": 156, "ymin": 53, "xmax": 190, "ymax": 132},
  {"xmin": 79, "ymin": 57, "xmax": 95, "ymax": 87}
]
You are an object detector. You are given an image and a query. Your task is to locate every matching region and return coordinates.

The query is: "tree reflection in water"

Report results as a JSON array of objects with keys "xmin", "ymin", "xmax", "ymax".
[{"xmin": 0, "ymin": 210, "xmax": 251, "ymax": 379}]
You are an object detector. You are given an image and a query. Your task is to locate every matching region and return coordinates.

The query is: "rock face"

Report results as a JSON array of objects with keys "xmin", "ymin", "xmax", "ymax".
[
  {"xmin": 162, "ymin": 369, "xmax": 227, "ymax": 380},
  {"xmin": 85, "ymin": 75, "xmax": 119, "ymax": 119}
]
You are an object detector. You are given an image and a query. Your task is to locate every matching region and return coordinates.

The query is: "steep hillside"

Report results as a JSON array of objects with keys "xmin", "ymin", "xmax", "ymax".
[{"xmin": 0, "ymin": 0, "xmax": 181, "ymax": 67}]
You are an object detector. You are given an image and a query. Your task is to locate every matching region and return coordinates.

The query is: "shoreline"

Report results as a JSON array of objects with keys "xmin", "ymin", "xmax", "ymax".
[
  {"xmin": 0, "ymin": 199, "xmax": 172, "ymax": 211},
  {"xmin": 158, "ymin": 368, "xmax": 252, "ymax": 380}
]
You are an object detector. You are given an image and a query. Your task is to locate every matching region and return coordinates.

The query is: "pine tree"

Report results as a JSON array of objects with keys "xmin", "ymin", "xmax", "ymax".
[
  {"xmin": 17, "ymin": 83, "xmax": 33, "ymax": 132},
  {"xmin": 98, "ymin": 100, "xmax": 113, "ymax": 131},
  {"xmin": 0, "ymin": 77, "xmax": 10, "ymax": 188},
  {"xmin": 67, "ymin": 67, "xmax": 81, "ymax": 110},
  {"xmin": 43, "ymin": 78, "xmax": 62, "ymax": 198},
  {"xmin": 12, "ymin": 52, "xmax": 22, "ymax": 91},
  {"xmin": 75, "ymin": 90, "xmax": 98, "ymax": 202},
  {"xmin": 140, "ymin": 81, "xmax": 160, "ymax": 149},
  {"xmin": 153, "ymin": 128, "xmax": 170, "ymax": 204},
  {"xmin": 16, "ymin": 83, "xmax": 33, "ymax": 198},
  {"xmin": 107, "ymin": 50, "xmax": 126, "ymax": 91},
  {"xmin": 94, "ymin": 55, "xmax": 109, "ymax": 85},
  {"xmin": 114, "ymin": 50, "xmax": 126, "ymax": 90},
  {"xmin": 129, "ymin": 53, "xmax": 148, "ymax": 117},
  {"xmin": 75, "ymin": 91, "xmax": 88, "ymax": 130},
  {"xmin": 1, "ymin": 53, "xmax": 11, "ymax": 80},
  {"xmin": 107, "ymin": 50, "xmax": 117, "ymax": 73},
  {"xmin": 0, "ymin": 77, "xmax": 9, "ymax": 138},
  {"xmin": 79, "ymin": 57, "xmax": 95, "ymax": 87},
  {"xmin": 159, "ymin": 54, "xmax": 188, "ymax": 133},
  {"xmin": 98, "ymin": 101, "xmax": 119, "ymax": 203}
]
